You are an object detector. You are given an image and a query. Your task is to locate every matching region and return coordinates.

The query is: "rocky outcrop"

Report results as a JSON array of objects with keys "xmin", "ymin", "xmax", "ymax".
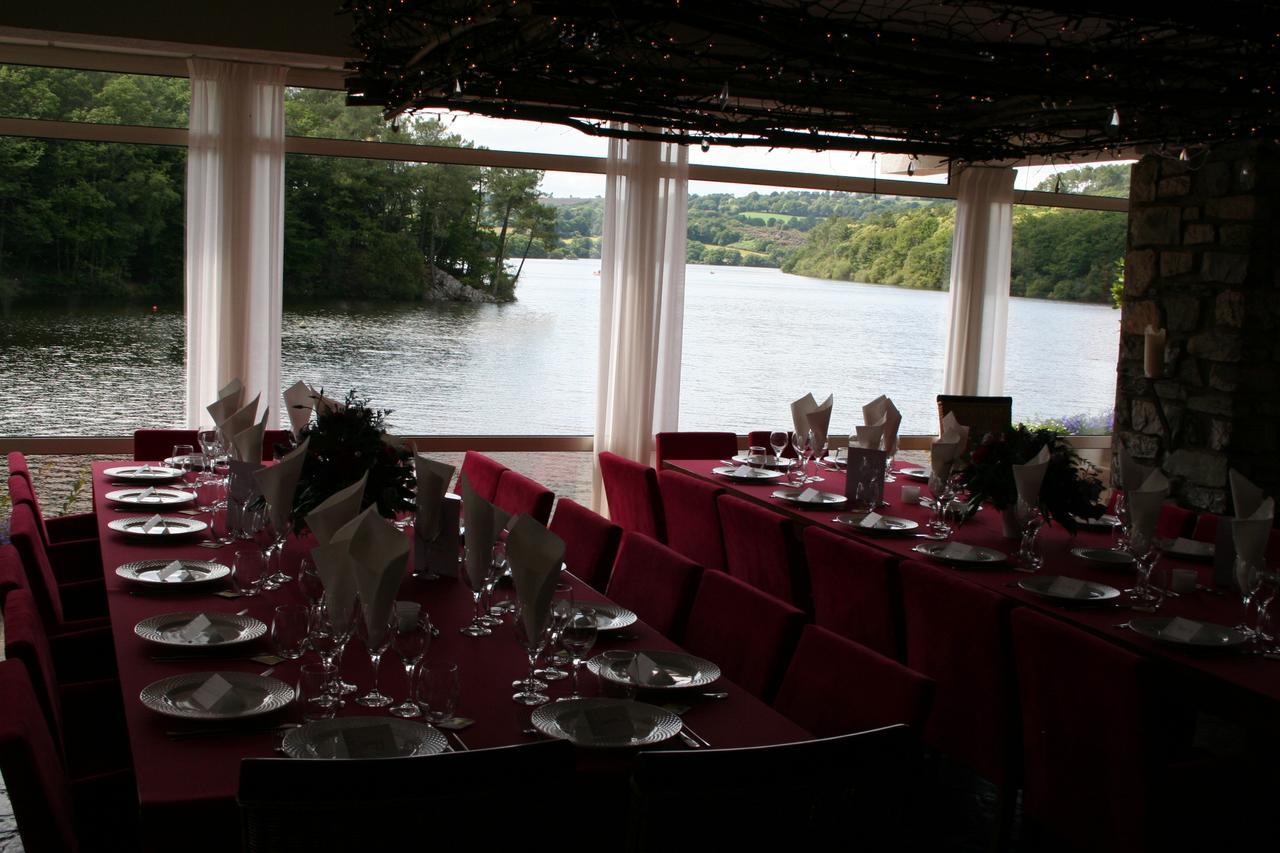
[{"xmin": 424, "ymin": 267, "xmax": 510, "ymax": 303}]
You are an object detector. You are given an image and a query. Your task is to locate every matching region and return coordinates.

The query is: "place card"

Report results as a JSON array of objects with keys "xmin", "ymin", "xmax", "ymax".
[
  {"xmin": 733, "ymin": 465, "xmax": 757, "ymax": 477},
  {"xmin": 1046, "ymin": 576, "xmax": 1087, "ymax": 598},
  {"xmin": 797, "ymin": 488, "xmax": 822, "ymax": 503},
  {"xmin": 1159, "ymin": 617, "xmax": 1205, "ymax": 643},
  {"xmin": 141, "ymin": 514, "xmax": 165, "ymax": 533},
  {"xmin": 137, "ymin": 486, "xmax": 159, "ymax": 502},
  {"xmin": 859, "ymin": 512, "xmax": 885, "ymax": 529},
  {"xmin": 178, "ymin": 613, "xmax": 227, "ymax": 644},
  {"xmin": 629, "ymin": 652, "xmax": 675, "ymax": 686},
  {"xmin": 572, "ymin": 705, "xmax": 638, "ymax": 741},
  {"xmin": 158, "ymin": 560, "xmax": 189, "ymax": 582},
  {"xmin": 1170, "ymin": 537, "xmax": 1213, "ymax": 557},
  {"xmin": 190, "ymin": 673, "xmax": 238, "ymax": 713},
  {"xmin": 938, "ymin": 542, "xmax": 980, "ymax": 561},
  {"xmin": 339, "ymin": 723, "xmax": 400, "ymax": 758}
]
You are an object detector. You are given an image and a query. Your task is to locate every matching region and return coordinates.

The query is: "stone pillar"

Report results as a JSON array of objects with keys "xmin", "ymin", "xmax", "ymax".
[{"xmin": 1115, "ymin": 141, "xmax": 1280, "ymax": 513}]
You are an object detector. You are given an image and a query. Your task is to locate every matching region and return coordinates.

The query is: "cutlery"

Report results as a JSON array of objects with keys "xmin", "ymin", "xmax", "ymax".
[
  {"xmin": 677, "ymin": 729, "xmax": 702, "ymax": 749},
  {"xmin": 1114, "ymin": 622, "xmax": 1131, "ymax": 630},
  {"xmin": 680, "ymin": 722, "xmax": 711, "ymax": 748},
  {"xmin": 699, "ymin": 691, "xmax": 729, "ymax": 700},
  {"xmin": 447, "ymin": 730, "xmax": 470, "ymax": 751}
]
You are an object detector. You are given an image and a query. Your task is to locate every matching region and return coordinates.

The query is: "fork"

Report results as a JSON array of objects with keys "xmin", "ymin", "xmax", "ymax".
[{"xmin": 680, "ymin": 721, "xmax": 711, "ymax": 748}]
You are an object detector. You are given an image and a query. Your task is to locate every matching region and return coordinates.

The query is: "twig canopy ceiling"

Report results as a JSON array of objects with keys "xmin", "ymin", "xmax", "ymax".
[{"xmin": 343, "ymin": 1, "xmax": 1280, "ymax": 161}]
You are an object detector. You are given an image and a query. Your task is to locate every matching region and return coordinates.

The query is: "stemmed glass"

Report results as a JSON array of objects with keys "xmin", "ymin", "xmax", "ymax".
[
  {"xmin": 511, "ymin": 599, "xmax": 551, "ymax": 706},
  {"xmin": 355, "ymin": 605, "xmax": 397, "ymax": 708},
  {"xmin": 1235, "ymin": 556, "xmax": 1264, "ymax": 637},
  {"xmin": 882, "ymin": 440, "xmax": 897, "ymax": 483},
  {"xmin": 1125, "ymin": 531, "xmax": 1162, "ymax": 605},
  {"xmin": 250, "ymin": 508, "xmax": 283, "ymax": 592},
  {"xmin": 480, "ymin": 542, "xmax": 507, "ymax": 628},
  {"xmin": 1112, "ymin": 492, "xmax": 1131, "ymax": 552},
  {"xmin": 390, "ymin": 614, "xmax": 431, "ymax": 718},
  {"xmin": 1016, "ymin": 500, "xmax": 1045, "ymax": 572},
  {"xmin": 534, "ymin": 598, "xmax": 573, "ymax": 683},
  {"xmin": 197, "ymin": 428, "xmax": 223, "ymax": 471},
  {"xmin": 926, "ymin": 472, "xmax": 953, "ymax": 537},
  {"xmin": 560, "ymin": 608, "xmax": 598, "ymax": 699},
  {"xmin": 232, "ymin": 546, "xmax": 267, "ymax": 597},
  {"xmin": 307, "ymin": 601, "xmax": 357, "ymax": 701},
  {"xmin": 194, "ymin": 475, "xmax": 227, "ymax": 545},
  {"xmin": 769, "ymin": 430, "xmax": 788, "ymax": 467},
  {"xmin": 459, "ymin": 543, "xmax": 492, "ymax": 637},
  {"xmin": 262, "ymin": 501, "xmax": 293, "ymax": 587},
  {"xmin": 298, "ymin": 557, "xmax": 324, "ymax": 606}
]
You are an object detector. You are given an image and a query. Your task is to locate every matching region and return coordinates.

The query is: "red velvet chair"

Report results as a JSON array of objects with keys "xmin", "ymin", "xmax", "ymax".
[
  {"xmin": 605, "ymin": 532, "xmax": 703, "ymax": 641},
  {"xmin": 8, "ymin": 449, "xmax": 32, "ymax": 483},
  {"xmin": 549, "ymin": 498, "xmax": 622, "ymax": 592},
  {"xmin": 0, "ymin": 544, "xmax": 27, "ymax": 603},
  {"xmin": 682, "ymin": 570, "xmax": 806, "ymax": 701},
  {"xmin": 658, "ymin": 469, "xmax": 727, "ymax": 572},
  {"xmin": 7, "ymin": 503, "xmax": 108, "ymax": 633},
  {"xmin": 898, "ymin": 559, "xmax": 1020, "ymax": 812},
  {"xmin": 748, "ymin": 430, "xmax": 797, "ymax": 459},
  {"xmin": 1156, "ymin": 502, "xmax": 1194, "ymax": 540},
  {"xmin": 598, "ymin": 451, "xmax": 666, "ymax": 542},
  {"xmin": 654, "ymin": 431, "xmax": 738, "ymax": 471},
  {"xmin": 774, "ymin": 625, "xmax": 933, "ymax": 738},
  {"xmin": 716, "ymin": 492, "xmax": 806, "ymax": 607},
  {"xmin": 0, "ymin": 660, "xmax": 138, "ymax": 852},
  {"xmin": 456, "ymin": 450, "xmax": 506, "ymax": 502},
  {"xmin": 133, "ymin": 428, "xmax": 290, "ymax": 462},
  {"xmin": 1194, "ymin": 512, "xmax": 1280, "ymax": 562},
  {"xmin": 803, "ymin": 526, "xmax": 901, "ymax": 658},
  {"xmin": 493, "ymin": 469, "xmax": 555, "ymax": 526},
  {"xmin": 8, "ymin": 474, "xmax": 100, "ymax": 582},
  {"xmin": 1011, "ymin": 608, "xmax": 1185, "ymax": 853}
]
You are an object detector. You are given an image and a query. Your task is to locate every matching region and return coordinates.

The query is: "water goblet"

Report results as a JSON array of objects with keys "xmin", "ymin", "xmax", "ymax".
[
  {"xmin": 297, "ymin": 557, "xmax": 324, "ymax": 605},
  {"xmin": 560, "ymin": 609, "xmax": 598, "ymax": 699},
  {"xmin": 883, "ymin": 441, "xmax": 897, "ymax": 483},
  {"xmin": 1112, "ymin": 492, "xmax": 1131, "ymax": 552},
  {"xmin": 479, "ymin": 543, "xmax": 506, "ymax": 628},
  {"xmin": 459, "ymin": 544, "xmax": 492, "ymax": 637},
  {"xmin": 197, "ymin": 428, "xmax": 222, "ymax": 471},
  {"xmin": 511, "ymin": 600, "xmax": 551, "ymax": 706},
  {"xmin": 1017, "ymin": 501, "xmax": 1045, "ymax": 572},
  {"xmin": 747, "ymin": 445, "xmax": 767, "ymax": 469},
  {"xmin": 534, "ymin": 597, "xmax": 573, "ymax": 682},
  {"xmin": 194, "ymin": 475, "xmax": 228, "ymax": 544},
  {"xmin": 298, "ymin": 663, "xmax": 338, "ymax": 722},
  {"xmin": 355, "ymin": 605, "xmax": 397, "ymax": 708},
  {"xmin": 390, "ymin": 614, "xmax": 431, "ymax": 718},
  {"xmin": 232, "ymin": 547, "xmax": 266, "ymax": 597},
  {"xmin": 1124, "ymin": 532, "xmax": 1163, "ymax": 606},
  {"xmin": 250, "ymin": 509, "xmax": 283, "ymax": 591},
  {"xmin": 416, "ymin": 661, "xmax": 459, "ymax": 724},
  {"xmin": 262, "ymin": 501, "xmax": 293, "ymax": 587},
  {"xmin": 308, "ymin": 600, "xmax": 358, "ymax": 696},
  {"xmin": 271, "ymin": 604, "xmax": 309, "ymax": 660},
  {"xmin": 1235, "ymin": 556, "xmax": 1264, "ymax": 637},
  {"xmin": 769, "ymin": 430, "xmax": 788, "ymax": 466},
  {"xmin": 926, "ymin": 473, "xmax": 953, "ymax": 537}
]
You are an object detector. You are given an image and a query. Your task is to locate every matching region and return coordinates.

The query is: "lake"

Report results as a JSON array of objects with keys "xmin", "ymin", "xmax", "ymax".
[{"xmin": 0, "ymin": 259, "xmax": 1118, "ymax": 437}]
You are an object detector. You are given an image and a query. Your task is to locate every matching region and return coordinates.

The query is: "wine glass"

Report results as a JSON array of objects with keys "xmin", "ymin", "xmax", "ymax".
[
  {"xmin": 479, "ymin": 542, "xmax": 506, "ymax": 628},
  {"xmin": 1125, "ymin": 531, "xmax": 1162, "ymax": 605},
  {"xmin": 308, "ymin": 600, "xmax": 358, "ymax": 696},
  {"xmin": 535, "ymin": 597, "xmax": 573, "ymax": 683},
  {"xmin": 1235, "ymin": 556, "xmax": 1264, "ymax": 637},
  {"xmin": 197, "ymin": 428, "xmax": 222, "ymax": 471},
  {"xmin": 390, "ymin": 614, "xmax": 431, "ymax": 718},
  {"xmin": 560, "ymin": 608, "xmax": 598, "ymax": 699},
  {"xmin": 250, "ymin": 508, "xmax": 283, "ymax": 592},
  {"xmin": 232, "ymin": 546, "xmax": 266, "ymax": 597},
  {"xmin": 459, "ymin": 543, "xmax": 492, "ymax": 637},
  {"xmin": 262, "ymin": 500, "xmax": 293, "ymax": 587},
  {"xmin": 298, "ymin": 663, "xmax": 338, "ymax": 722},
  {"xmin": 926, "ymin": 473, "xmax": 953, "ymax": 537},
  {"xmin": 355, "ymin": 605, "xmax": 397, "ymax": 708},
  {"xmin": 1016, "ymin": 500, "xmax": 1045, "ymax": 572},
  {"xmin": 1112, "ymin": 492, "xmax": 1131, "ymax": 552},
  {"xmin": 511, "ymin": 599, "xmax": 551, "ymax": 706},
  {"xmin": 882, "ymin": 438, "xmax": 897, "ymax": 483},
  {"xmin": 194, "ymin": 475, "xmax": 226, "ymax": 545},
  {"xmin": 769, "ymin": 430, "xmax": 788, "ymax": 466},
  {"xmin": 297, "ymin": 557, "xmax": 324, "ymax": 605}
]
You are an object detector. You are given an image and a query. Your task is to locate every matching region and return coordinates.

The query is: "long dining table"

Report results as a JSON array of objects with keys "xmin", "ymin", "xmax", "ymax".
[
  {"xmin": 666, "ymin": 458, "xmax": 1280, "ymax": 715},
  {"xmin": 90, "ymin": 461, "xmax": 808, "ymax": 852}
]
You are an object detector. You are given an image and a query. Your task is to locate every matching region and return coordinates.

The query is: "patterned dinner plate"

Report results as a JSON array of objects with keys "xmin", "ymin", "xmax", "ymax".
[
  {"xmin": 116, "ymin": 558, "xmax": 231, "ymax": 587},
  {"xmin": 576, "ymin": 602, "xmax": 638, "ymax": 631},
  {"xmin": 898, "ymin": 466, "xmax": 932, "ymax": 482},
  {"xmin": 104, "ymin": 465, "xmax": 184, "ymax": 483},
  {"xmin": 730, "ymin": 453, "xmax": 792, "ymax": 471},
  {"xmin": 832, "ymin": 513, "xmax": 919, "ymax": 534},
  {"xmin": 134, "ymin": 611, "xmax": 266, "ymax": 647},
  {"xmin": 106, "ymin": 487, "xmax": 196, "ymax": 508},
  {"xmin": 711, "ymin": 465, "xmax": 785, "ymax": 483},
  {"xmin": 911, "ymin": 541, "xmax": 1007, "ymax": 565},
  {"xmin": 531, "ymin": 698, "xmax": 682, "ymax": 748},
  {"xmin": 1017, "ymin": 575, "xmax": 1120, "ymax": 603},
  {"xmin": 587, "ymin": 649, "xmax": 721, "ymax": 689},
  {"xmin": 282, "ymin": 718, "xmax": 447, "ymax": 759},
  {"xmin": 1071, "ymin": 547, "xmax": 1135, "ymax": 568},
  {"xmin": 771, "ymin": 488, "xmax": 847, "ymax": 507},
  {"xmin": 108, "ymin": 516, "xmax": 208, "ymax": 538},
  {"xmin": 1127, "ymin": 617, "xmax": 1248, "ymax": 649},
  {"xmin": 139, "ymin": 671, "xmax": 294, "ymax": 721}
]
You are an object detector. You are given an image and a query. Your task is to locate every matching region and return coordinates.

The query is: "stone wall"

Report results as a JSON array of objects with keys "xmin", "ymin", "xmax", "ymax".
[{"xmin": 1115, "ymin": 141, "xmax": 1280, "ymax": 512}]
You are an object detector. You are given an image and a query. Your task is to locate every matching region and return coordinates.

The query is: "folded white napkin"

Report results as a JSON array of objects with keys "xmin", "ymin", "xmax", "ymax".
[
  {"xmin": 1127, "ymin": 469, "xmax": 1170, "ymax": 554},
  {"xmin": 628, "ymin": 652, "xmax": 676, "ymax": 686},
  {"xmin": 310, "ymin": 538, "xmax": 357, "ymax": 631},
  {"xmin": 790, "ymin": 393, "xmax": 833, "ymax": 449},
  {"xmin": 1159, "ymin": 616, "xmax": 1207, "ymax": 643},
  {"xmin": 217, "ymin": 395, "xmax": 261, "ymax": 450},
  {"xmin": 1229, "ymin": 469, "xmax": 1273, "ymax": 569},
  {"xmin": 853, "ymin": 424, "xmax": 883, "ymax": 450},
  {"xmin": 507, "ymin": 514, "xmax": 565, "ymax": 642},
  {"xmin": 312, "ymin": 387, "xmax": 342, "ymax": 415},
  {"xmin": 461, "ymin": 483, "xmax": 509, "ymax": 590},
  {"xmin": 345, "ymin": 506, "xmax": 411, "ymax": 642},
  {"xmin": 1229, "ymin": 469, "xmax": 1268, "ymax": 520},
  {"xmin": 190, "ymin": 673, "xmax": 256, "ymax": 714},
  {"xmin": 306, "ymin": 473, "xmax": 368, "ymax": 546},
  {"xmin": 230, "ymin": 412, "xmax": 268, "ymax": 463},
  {"xmin": 283, "ymin": 381, "xmax": 315, "ymax": 437},
  {"xmin": 252, "ymin": 439, "xmax": 309, "ymax": 533},
  {"xmin": 1013, "ymin": 446, "xmax": 1051, "ymax": 510},
  {"xmin": 1117, "ymin": 445, "xmax": 1155, "ymax": 492},
  {"xmin": 415, "ymin": 455, "xmax": 456, "ymax": 541},
  {"xmin": 205, "ymin": 378, "xmax": 244, "ymax": 428},
  {"xmin": 862, "ymin": 395, "xmax": 902, "ymax": 454},
  {"xmin": 940, "ymin": 412, "xmax": 971, "ymax": 455}
]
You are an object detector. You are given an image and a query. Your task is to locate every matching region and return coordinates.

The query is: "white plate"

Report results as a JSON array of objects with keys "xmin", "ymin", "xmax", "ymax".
[
  {"xmin": 730, "ymin": 453, "xmax": 792, "ymax": 471},
  {"xmin": 711, "ymin": 465, "xmax": 785, "ymax": 483},
  {"xmin": 139, "ymin": 671, "xmax": 294, "ymax": 721},
  {"xmin": 104, "ymin": 465, "xmax": 184, "ymax": 483},
  {"xmin": 576, "ymin": 602, "xmax": 638, "ymax": 631},
  {"xmin": 832, "ymin": 513, "xmax": 919, "ymax": 533},
  {"xmin": 771, "ymin": 488, "xmax": 847, "ymax": 507},
  {"xmin": 108, "ymin": 516, "xmax": 208, "ymax": 538},
  {"xmin": 282, "ymin": 718, "xmax": 447, "ymax": 759},
  {"xmin": 115, "ymin": 559, "xmax": 231, "ymax": 587},
  {"xmin": 134, "ymin": 611, "xmax": 267, "ymax": 647},
  {"xmin": 1071, "ymin": 547, "xmax": 1136, "ymax": 568},
  {"xmin": 164, "ymin": 454, "xmax": 209, "ymax": 469},
  {"xmin": 1017, "ymin": 575, "xmax": 1120, "ymax": 603},
  {"xmin": 911, "ymin": 541, "xmax": 1007, "ymax": 565},
  {"xmin": 1159, "ymin": 538, "xmax": 1216, "ymax": 560},
  {"xmin": 1128, "ymin": 617, "xmax": 1248, "ymax": 649},
  {"xmin": 898, "ymin": 466, "xmax": 932, "ymax": 482},
  {"xmin": 587, "ymin": 649, "xmax": 721, "ymax": 689},
  {"xmin": 106, "ymin": 487, "xmax": 196, "ymax": 508},
  {"xmin": 531, "ymin": 698, "xmax": 682, "ymax": 748}
]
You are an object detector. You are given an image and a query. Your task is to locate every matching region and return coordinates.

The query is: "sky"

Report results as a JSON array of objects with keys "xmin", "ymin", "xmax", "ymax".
[{"xmin": 423, "ymin": 110, "xmax": 1134, "ymax": 200}]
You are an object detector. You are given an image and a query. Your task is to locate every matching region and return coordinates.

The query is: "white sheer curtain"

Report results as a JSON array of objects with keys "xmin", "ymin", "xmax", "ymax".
[
  {"xmin": 185, "ymin": 59, "xmax": 287, "ymax": 427},
  {"xmin": 592, "ymin": 131, "xmax": 689, "ymax": 510},
  {"xmin": 942, "ymin": 165, "xmax": 1015, "ymax": 398}
]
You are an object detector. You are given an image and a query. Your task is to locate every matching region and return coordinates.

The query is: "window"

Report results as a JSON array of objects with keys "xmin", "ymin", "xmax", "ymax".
[{"xmin": 0, "ymin": 64, "xmax": 188, "ymax": 128}]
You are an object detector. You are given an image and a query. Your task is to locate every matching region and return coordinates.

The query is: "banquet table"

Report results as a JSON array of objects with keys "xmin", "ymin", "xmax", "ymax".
[
  {"xmin": 667, "ymin": 458, "xmax": 1280, "ymax": 713},
  {"xmin": 89, "ymin": 462, "xmax": 808, "ymax": 851}
]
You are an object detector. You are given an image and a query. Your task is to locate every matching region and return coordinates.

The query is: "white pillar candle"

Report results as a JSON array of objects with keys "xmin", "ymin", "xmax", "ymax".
[{"xmin": 1143, "ymin": 325, "xmax": 1167, "ymax": 378}]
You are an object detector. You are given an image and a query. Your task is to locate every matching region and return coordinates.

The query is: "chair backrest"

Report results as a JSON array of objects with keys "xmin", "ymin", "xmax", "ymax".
[
  {"xmin": 7, "ymin": 502, "xmax": 66, "ymax": 627},
  {"xmin": 1193, "ymin": 512, "xmax": 1280, "ymax": 562},
  {"xmin": 605, "ymin": 532, "xmax": 703, "ymax": 641},
  {"xmin": 935, "ymin": 395, "xmax": 1012, "ymax": 442},
  {"xmin": 1155, "ymin": 502, "xmax": 1194, "ymax": 540},
  {"xmin": 492, "ymin": 469, "xmax": 555, "ymax": 525},
  {"xmin": 681, "ymin": 570, "xmax": 805, "ymax": 701},
  {"xmin": 898, "ymin": 558, "xmax": 1019, "ymax": 786},
  {"xmin": 9, "ymin": 472, "xmax": 53, "ymax": 548},
  {"xmin": 238, "ymin": 740, "xmax": 574, "ymax": 852},
  {"xmin": 654, "ymin": 431, "xmax": 738, "ymax": 471},
  {"xmin": 2, "ymin": 588, "xmax": 66, "ymax": 758},
  {"xmin": 456, "ymin": 450, "xmax": 506, "ymax": 502},
  {"xmin": 774, "ymin": 625, "xmax": 933, "ymax": 738},
  {"xmin": 1011, "ymin": 608, "xmax": 1161, "ymax": 853},
  {"xmin": 134, "ymin": 428, "xmax": 288, "ymax": 462},
  {"xmin": 657, "ymin": 469, "xmax": 727, "ymax": 572},
  {"xmin": 716, "ymin": 493, "xmax": 806, "ymax": 607},
  {"xmin": 548, "ymin": 498, "xmax": 622, "ymax": 592},
  {"xmin": 0, "ymin": 543, "xmax": 29, "ymax": 604},
  {"xmin": 802, "ymin": 526, "xmax": 901, "ymax": 657},
  {"xmin": 598, "ymin": 451, "xmax": 666, "ymax": 542},
  {"xmin": 8, "ymin": 450, "xmax": 32, "ymax": 484},
  {"xmin": 0, "ymin": 660, "xmax": 79, "ymax": 853},
  {"xmin": 628, "ymin": 725, "xmax": 915, "ymax": 851},
  {"xmin": 747, "ymin": 430, "xmax": 796, "ymax": 459}
]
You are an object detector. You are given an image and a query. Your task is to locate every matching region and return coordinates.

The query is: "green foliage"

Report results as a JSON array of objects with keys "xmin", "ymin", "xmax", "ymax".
[
  {"xmin": 1111, "ymin": 256, "xmax": 1125, "ymax": 309},
  {"xmin": 1033, "ymin": 164, "xmax": 1131, "ymax": 198},
  {"xmin": 1010, "ymin": 207, "xmax": 1127, "ymax": 301}
]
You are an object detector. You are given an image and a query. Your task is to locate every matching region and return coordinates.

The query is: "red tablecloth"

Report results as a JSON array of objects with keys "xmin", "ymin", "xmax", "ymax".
[
  {"xmin": 667, "ymin": 459, "xmax": 1280, "ymax": 708},
  {"xmin": 91, "ymin": 462, "xmax": 806, "ymax": 850}
]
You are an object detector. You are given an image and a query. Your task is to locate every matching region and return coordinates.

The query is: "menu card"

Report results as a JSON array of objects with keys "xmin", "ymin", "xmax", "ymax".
[{"xmin": 843, "ymin": 447, "xmax": 886, "ymax": 510}]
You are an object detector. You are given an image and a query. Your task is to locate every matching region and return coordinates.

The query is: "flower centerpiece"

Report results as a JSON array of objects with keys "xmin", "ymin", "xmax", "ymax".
[
  {"xmin": 288, "ymin": 390, "xmax": 415, "ymax": 530},
  {"xmin": 959, "ymin": 424, "xmax": 1106, "ymax": 534}
]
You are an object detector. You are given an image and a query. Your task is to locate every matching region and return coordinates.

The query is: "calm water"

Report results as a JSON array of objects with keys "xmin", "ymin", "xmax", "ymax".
[{"xmin": 0, "ymin": 259, "xmax": 1118, "ymax": 437}]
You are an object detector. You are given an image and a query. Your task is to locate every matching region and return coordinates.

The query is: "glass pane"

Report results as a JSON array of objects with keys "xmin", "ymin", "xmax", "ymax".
[
  {"xmin": 282, "ymin": 156, "xmax": 602, "ymax": 434},
  {"xmin": 0, "ymin": 139, "xmax": 186, "ymax": 436},
  {"xmin": 0, "ymin": 64, "xmax": 188, "ymax": 127},
  {"xmin": 679, "ymin": 192, "xmax": 955, "ymax": 436},
  {"xmin": 1006, "ymin": 206, "xmax": 1126, "ymax": 433},
  {"xmin": 1014, "ymin": 161, "xmax": 1133, "ymax": 197}
]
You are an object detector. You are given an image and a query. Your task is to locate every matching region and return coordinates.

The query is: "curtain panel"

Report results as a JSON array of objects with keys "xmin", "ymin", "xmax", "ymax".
[
  {"xmin": 185, "ymin": 59, "xmax": 287, "ymax": 427},
  {"xmin": 942, "ymin": 165, "xmax": 1015, "ymax": 398},
  {"xmin": 592, "ymin": 131, "xmax": 689, "ymax": 510}
]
